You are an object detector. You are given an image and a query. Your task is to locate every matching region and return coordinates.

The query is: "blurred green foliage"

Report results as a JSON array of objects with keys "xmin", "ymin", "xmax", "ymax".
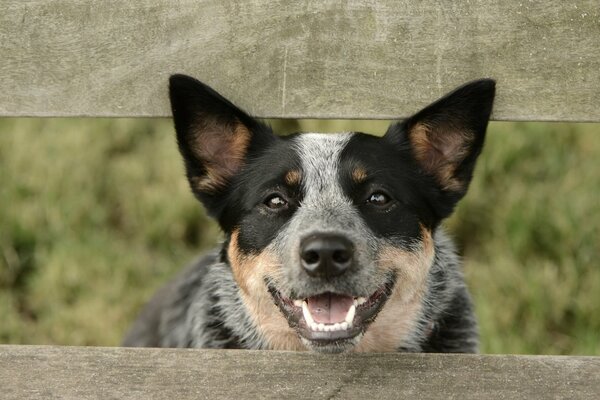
[{"xmin": 0, "ymin": 118, "xmax": 598, "ymax": 354}]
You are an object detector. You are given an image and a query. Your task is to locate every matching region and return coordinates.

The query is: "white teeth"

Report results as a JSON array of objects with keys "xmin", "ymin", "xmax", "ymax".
[
  {"xmin": 345, "ymin": 304, "xmax": 356, "ymax": 325},
  {"xmin": 302, "ymin": 300, "xmax": 355, "ymax": 332},
  {"xmin": 352, "ymin": 297, "xmax": 367, "ymax": 307},
  {"xmin": 302, "ymin": 301, "xmax": 315, "ymax": 326},
  {"xmin": 309, "ymin": 321, "xmax": 351, "ymax": 332},
  {"xmin": 293, "ymin": 299, "xmax": 303, "ymax": 307}
]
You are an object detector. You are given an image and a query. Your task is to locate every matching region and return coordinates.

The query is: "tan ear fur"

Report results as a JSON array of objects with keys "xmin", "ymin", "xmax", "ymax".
[
  {"xmin": 189, "ymin": 121, "xmax": 251, "ymax": 192},
  {"xmin": 410, "ymin": 122, "xmax": 474, "ymax": 191}
]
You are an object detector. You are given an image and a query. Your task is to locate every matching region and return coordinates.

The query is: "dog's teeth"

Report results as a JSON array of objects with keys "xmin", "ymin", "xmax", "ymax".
[
  {"xmin": 307, "ymin": 321, "xmax": 351, "ymax": 332},
  {"xmin": 345, "ymin": 304, "xmax": 356, "ymax": 325},
  {"xmin": 353, "ymin": 297, "xmax": 367, "ymax": 307},
  {"xmin": 302, "ymin": 301, "xmax": 315, "ymax": 326},
  {"xmin": 293, "ymin": 299, "xmax": 303, "ymax": 307},
  {"xmin": 304, "ymin": 301, "xmax": 356, "ymax": 332}
]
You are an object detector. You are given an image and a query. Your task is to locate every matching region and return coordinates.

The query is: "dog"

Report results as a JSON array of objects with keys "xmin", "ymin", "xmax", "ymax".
[{"xmin": 123, "ymin": 75, "xmax": 495, "ymax": 353}]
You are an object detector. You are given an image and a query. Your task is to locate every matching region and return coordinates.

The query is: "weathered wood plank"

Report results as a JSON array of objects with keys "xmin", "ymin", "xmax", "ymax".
[
  {"xmin": 0, "ymin": 346, "xmax": 599, "ymax": 399},
  {"xmin": 1, "ymin": 1, "xmax": 599, "ymax": 121}
]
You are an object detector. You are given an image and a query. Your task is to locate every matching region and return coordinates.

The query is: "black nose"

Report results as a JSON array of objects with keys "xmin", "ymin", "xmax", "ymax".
[{"xmin": 300, "ymin": 234, "xmax": 354, "ymax": 278}]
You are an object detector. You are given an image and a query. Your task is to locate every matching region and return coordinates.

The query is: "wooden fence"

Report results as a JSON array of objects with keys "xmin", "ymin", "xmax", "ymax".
[
  {"xmin": 1, "ymin": 1, "xmax": 599, "ymax": 121},
  {"xmin": 1, "ymin": 346, "xmax": 599, "ymax": 399}
]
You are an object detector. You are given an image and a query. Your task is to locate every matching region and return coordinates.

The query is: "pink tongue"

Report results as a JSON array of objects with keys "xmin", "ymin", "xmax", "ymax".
[{"xmin": 307, "ymin": 293, "xmax": 354, "ymax": 324}]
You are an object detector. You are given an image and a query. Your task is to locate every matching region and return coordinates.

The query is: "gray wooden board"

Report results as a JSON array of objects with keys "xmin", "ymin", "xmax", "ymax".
[
  {"xmin": 1, "ymin": 1, "xmax": 599, "ymax": 121},
  {"xmin": 1, "ymin": 346, "xmax": 599, "ymax": 399}
]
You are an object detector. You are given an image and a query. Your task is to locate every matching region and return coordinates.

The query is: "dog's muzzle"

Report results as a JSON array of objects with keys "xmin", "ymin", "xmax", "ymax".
[{"xmin": 267, "ymin": 232, "xmax": 396, "ymax": 351}]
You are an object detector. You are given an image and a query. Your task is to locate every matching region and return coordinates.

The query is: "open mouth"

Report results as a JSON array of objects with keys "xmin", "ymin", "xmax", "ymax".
[{"xmin": 268, "ymin": 274, "xmax": 396, "ymax": 345}]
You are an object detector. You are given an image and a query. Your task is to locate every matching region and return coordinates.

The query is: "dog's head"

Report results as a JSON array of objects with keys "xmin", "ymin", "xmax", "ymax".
[{"xmin": 170, "ymin": 75, "xmax": 495, "ymax": 352}]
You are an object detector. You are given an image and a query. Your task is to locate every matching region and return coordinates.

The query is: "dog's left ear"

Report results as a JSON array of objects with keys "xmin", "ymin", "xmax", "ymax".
[
  {"xmin": 385, "ymin": 79, "xmax": 495, "ymax": 218},
  {"xmin": 169, "ymin": 74, "xmax": 276, "ymax": 217}
]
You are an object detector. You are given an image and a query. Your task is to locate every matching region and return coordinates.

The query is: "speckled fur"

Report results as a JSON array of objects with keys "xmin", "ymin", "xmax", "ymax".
[
  {"xmin": 123, "ymin": 228, "xmax": 477, "ymax": 352},
  {"xmin": 123, "ymin": 76, "xmax": 494, "ymax": 353}
]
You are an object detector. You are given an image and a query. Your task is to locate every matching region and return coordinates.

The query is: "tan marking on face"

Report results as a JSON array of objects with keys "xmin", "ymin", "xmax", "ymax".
[
  {"xmin": 191, "ymin": 122, "xmax": 251, "ymax": 192},
  {"xmin": 411, "ymin": 123, "xmax": 473, "ymax": 191},
  {"xmin": 354, "ymin": 227, "xmax": 434, "ymax": 352},
  {"xmin": 284, "ymin": 170, "xmax": 302, "ymax": 186},
  {"xmin": 228, "ymin": 230, "xmax": 306, "ymax": 351},
  {"xmin": 351, "ymin": 165, "xmax": 368, "ymax": 184}
]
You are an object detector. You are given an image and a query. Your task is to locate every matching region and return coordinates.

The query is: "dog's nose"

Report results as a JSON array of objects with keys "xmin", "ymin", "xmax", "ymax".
[{"xmin": 300, "ymin": 235, "xmax": 354, "ymax": 278}]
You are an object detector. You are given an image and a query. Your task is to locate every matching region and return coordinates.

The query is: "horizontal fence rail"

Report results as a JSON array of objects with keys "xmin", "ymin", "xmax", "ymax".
[
  {"xmin": 1, "ymin": 346, "xmax": 599, "ymax": 399},
  {"xmin": 1, "ymin": 0, "xmax": 599, "ymax": 121}
]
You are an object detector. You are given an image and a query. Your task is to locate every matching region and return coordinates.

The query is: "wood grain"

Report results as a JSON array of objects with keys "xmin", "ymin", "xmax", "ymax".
[
  {"xmin": 1, "ymin": 345, "xmax": 599, "ymax": 399},
  {"xmin": 1, "ymin": 1, "xmax": 599, "ymax": 121}
]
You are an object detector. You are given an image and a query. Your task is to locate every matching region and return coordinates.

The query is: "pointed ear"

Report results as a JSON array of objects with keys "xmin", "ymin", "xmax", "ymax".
[
  {"xmin": 169, "ymin": 74, "xmax": 275, "ymax": 213},
  {"xmin": 385, "ymin": 79, "xmax": 495, "ymax": 213}
]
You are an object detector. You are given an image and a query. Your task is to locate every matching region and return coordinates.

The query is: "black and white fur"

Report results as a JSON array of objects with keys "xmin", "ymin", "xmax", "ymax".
[{"xmin": 123, "ymin": 75, "xmax": 495, "ymax": 353}]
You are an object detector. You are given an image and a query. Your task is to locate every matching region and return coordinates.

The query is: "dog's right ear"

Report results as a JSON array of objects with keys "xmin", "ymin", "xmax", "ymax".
[
  {"xmin": 384, "ymin": 79, "xmax": 495, "ymax": 220},
  {"xmin": 169, "ymin": 74, "xmax": 275, "ymax": 216}
]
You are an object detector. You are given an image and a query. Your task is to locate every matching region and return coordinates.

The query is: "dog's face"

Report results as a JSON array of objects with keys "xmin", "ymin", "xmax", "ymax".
[{"xmin": 170, "ymin": 75, "xmax": 495, "ymax": 352}]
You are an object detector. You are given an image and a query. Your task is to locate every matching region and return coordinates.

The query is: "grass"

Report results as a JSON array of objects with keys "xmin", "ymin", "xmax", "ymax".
[{"xmin": 0, "ymin": 118, "xmax": 598, "ymax": 354}]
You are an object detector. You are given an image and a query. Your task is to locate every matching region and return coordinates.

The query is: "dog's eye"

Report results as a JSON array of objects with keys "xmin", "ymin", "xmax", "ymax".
[
  {"xmin": 264, "ymin": 194, "xmax": 288, "ymax": 210},
  {"xmin": 366, "ymin": 192, "xmax": 390, "ymax": 206}
]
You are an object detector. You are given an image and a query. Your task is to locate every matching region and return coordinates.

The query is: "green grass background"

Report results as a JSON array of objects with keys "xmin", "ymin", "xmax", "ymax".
[{"xmin": 1, "ymin": 118, "xmax": 598, "ymax": 354}]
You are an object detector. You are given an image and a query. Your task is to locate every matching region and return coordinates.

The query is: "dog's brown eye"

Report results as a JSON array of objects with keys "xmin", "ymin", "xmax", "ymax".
[
  {"xmin": 367, "ymin": 192, "xmax": 390, "ymax": 206},
  {"xmin": 264, "ymin": 194, "xmax": 288, "ymax": 209}
]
